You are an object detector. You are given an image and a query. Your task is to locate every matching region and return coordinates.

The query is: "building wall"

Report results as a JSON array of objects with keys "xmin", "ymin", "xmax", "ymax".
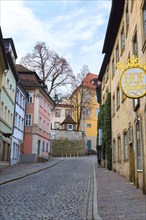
[
  {"xmin": 100, "ymin": 0, "xmax": 146, "ymax": 193},
  {"xmin": 11, "ymin": 85, "xmax": 26, "ymax": 165},
  {"xmin": 0, "ymin": 64, "xmax": 16, "ymax": 163},
  {"xmin": 23, "ymin": 87, "xmax": 53, "ymax": 159}
]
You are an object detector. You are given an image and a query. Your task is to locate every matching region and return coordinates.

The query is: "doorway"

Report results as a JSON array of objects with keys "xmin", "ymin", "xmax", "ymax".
[{"xmin": 129, "ymin": 143, "xmax": 135, "ymax": 183}]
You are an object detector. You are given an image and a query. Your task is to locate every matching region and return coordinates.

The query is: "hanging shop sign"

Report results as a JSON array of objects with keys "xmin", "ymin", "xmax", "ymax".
[{"xmin": 116, "ymin": 55, "xmax": 146, "ymax": 99}]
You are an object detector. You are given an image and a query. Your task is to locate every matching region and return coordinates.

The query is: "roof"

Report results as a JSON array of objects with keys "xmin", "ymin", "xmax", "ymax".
[
  {"xmin": 16, "ymin": 64, "xmax": 55, "ymax": 106},
  {"xmin": 82, "ymin": 73, "xmax": 99, "ymax": 88},
  {"xmin": 98, "ymin": 0, "xmax": 125, "ymax": 81},
  {"xmin": 60, "ymin": 115, "xmax": 77, "ymax": 125},
  {"xmin": 16, "ymin": 64, "xmax": 34, "ymax": 73},
  {"xmin": 0, "ymin": 27, "xmax": 8, "ymax": 70},
  {"xmin": 3, "ymin": 38, "xmax": 17, "ymax": 59}
]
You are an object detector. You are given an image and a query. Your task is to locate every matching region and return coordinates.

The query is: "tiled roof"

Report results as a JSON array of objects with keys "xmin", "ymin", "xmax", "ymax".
[
  {"xmin": 82, "ymin": 73, "xmax": 98, "ymax": 88},
  {"xmin": 60, "ymin": 115, "xmax": 77, "ymax": 125},
  {"xmin": 16, "ymin": 64, "xmax": 34, "ymax": 73}
]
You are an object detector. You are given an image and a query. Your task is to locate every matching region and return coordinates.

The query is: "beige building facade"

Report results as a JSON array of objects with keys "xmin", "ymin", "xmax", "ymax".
[{"xmin": 99, "ymin": 0, "xmax": 146, "ymax": 193}]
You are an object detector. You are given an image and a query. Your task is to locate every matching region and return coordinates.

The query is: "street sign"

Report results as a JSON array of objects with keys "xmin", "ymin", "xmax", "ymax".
[{"xmin": 117, "ymin": 55, "xmax": 146, "ymax": 99}]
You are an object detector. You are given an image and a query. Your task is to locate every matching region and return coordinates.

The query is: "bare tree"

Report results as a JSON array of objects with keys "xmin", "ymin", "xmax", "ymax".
[
  {"xmin": 71, "ymin": 65, "xmax": 95, "ymax": 131},
  {"xmin": 20, "ymin": 42, "xmax": 73, "ymax": 96}
]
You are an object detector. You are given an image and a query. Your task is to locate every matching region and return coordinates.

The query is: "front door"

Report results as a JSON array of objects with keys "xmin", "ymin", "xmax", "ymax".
[
  {"xmin": 38, "ymin": 140, "xmax": 40, "ymax": 156},
  {"xmin": 87, "ymin": 140, "xmax": 91, "ymax": 150},
  {"xmin": 129, "ymin": 143, "xmax": 135, "ymax": 183}
]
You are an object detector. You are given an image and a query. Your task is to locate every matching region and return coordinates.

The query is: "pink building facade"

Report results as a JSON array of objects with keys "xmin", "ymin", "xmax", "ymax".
[{"xmin": 17, "ymin": 65, "xmax": 54, "ymax": 161}]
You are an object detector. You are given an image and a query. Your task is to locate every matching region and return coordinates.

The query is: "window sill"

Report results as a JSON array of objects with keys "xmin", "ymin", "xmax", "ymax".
[{"xmin": 137, "ymin": 170, "xmax": 142, "ymax": 172}]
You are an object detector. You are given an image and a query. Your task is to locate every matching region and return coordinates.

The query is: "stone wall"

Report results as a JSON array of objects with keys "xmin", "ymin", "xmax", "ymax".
[{"xmin": 50, "ymin": 130, "xmax": 85, "ymax": 157}]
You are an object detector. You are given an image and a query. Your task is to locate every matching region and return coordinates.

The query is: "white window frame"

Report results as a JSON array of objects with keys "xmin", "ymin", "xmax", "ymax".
[
  {"xmin": 25, "ymin": 114, "xmax": 32, "ymax": 126},
  {"xmin": 67, "ymin": 124, "xmax": 73, "ymax": 131},
  {"xmin": 27, "ymin": 92, "xmax": 33, "ymax": 103}
]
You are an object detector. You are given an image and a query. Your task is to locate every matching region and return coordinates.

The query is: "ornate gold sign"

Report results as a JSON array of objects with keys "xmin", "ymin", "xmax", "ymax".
[{"xmin": 116, "ymin": 55, "xmax": 146, "ymax": 99}]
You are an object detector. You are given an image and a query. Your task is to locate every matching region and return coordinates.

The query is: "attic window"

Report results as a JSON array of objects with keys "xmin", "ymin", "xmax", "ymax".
[{"xmin": 67, "ymin": 124, "xmax": 73, "ymax": 130}]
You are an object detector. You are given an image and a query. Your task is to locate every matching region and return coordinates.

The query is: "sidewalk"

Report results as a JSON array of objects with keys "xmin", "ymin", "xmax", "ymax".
[
  {"xmin": 0, "ymin": 157, "xmax": 64, "ymax": 185},
  {"xmin": 95, "ymin": 164, "xmax": 146, "ymax": 220}
]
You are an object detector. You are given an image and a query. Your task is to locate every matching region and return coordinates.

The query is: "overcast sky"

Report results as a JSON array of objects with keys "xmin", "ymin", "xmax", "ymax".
[{"xmin": 1, "ymin": 0, "xmax": 111, "ymax": 76}]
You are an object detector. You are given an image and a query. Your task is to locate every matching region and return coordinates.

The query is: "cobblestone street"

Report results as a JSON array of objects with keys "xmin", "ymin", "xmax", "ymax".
[
  {"xmin": 0, "ymin": 157, "xmax": 95, "ymax": 220},
  {"xmin": 0, "ymin": 156, "xmax": 146, "ymax": 220}
]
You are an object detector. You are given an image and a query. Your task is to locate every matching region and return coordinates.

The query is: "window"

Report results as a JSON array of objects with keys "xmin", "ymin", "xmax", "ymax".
[
  {"xmin": 116, "ymin": 44, "xmax": 119, "ymax": 63},
  {"xmin": 124, "ymin": 132, "xmax": 128, "ymax": 160},
  {"xmin": 125, "ymin": 3, "xmax": 129, "ymax": 35},
  {"xmin": 42, "ymin": 141, "xmax": 45, "ymax": 152},
  {"xmin": 95, "ymin": 108, "xmax": 99, "ymax": 117},
  {"xmin": 133, "ymin": 99, "xmax": 140, "ymax": 111},
  {"xmin": 87, "ymin": 124, "xmax": 91, "ymax": 128},
  {"xmin": 5, "ymin": 106, "xmax": 7, "ymax": 121},
  {"xmin": 142, "ymin": 2, "xmax": 146, "ymax": 39},
  {"xmin": 55, "ymin": 122, "xmax": 60, "ymax": 129},
  {"xmin": 40, "ymin": 96, "xmax": 42, "ymax": 107},
  {"xmin": 27, "ymin": 92, "xmax": 33, "ymax": 103},
  {"xmin": 47, "ymin": 123, "xmax": 49, "ymax": 133},
  {"xmin": 8, "ymin": 110, "xmax": 10, "ymax": 124},
  {"xmin": 39, "ymin": 117, "xmax": 42, "ymax": 129},
  {"xmin": 48, "ymin": 104, "xmax": 51, "ymax": 114},
  {"xmin": 67, "ymin": 124, "xmax": 73, "ymax": 130},
  {"xmin": 121, "ymin": 27, "xmax": 125, "ymax": 51},
  {"xmin": 117, "ymin": 87, "xmax": 120, "ymax": 108},
  {"xmin": 46, "ymin": 143, "xmax": 48, "ymax": 152},
  {"xmin": 112, "ymin": 58, "xmax": 115, "ymax": 76},
  {"xmin": 25, "ymin": 115, "xmax": 31, "ymax": 126},
  {"xmin": 65, "ymin": 109, "xmax": 71, "ymax": 117},
  {"xmin": 87, "ymin": 92, "xmax": 91, "ymax": 100},
  {"xmin": 86, "ymin": 108, "xmax": 91, "ymax": 116},
  {"xmin": 18, "ymin": 116, "xmax": 21, "ymax": 128},
  {"xmin": 133, "ymin": 32, "xmax": 138, "ymax": 57},
  {"xmin": 113, "ymin": 94, "xmax": 115, "ymax": 115},
  {"xmin": 20, "ymin": 93, "xmax": 22, "ymax": 107},
  {"xmin": 44, "ymin": 100, "xmax": 46, "ymax": 111},
  {"xmin": 55, "ymin": 109, "xmax": 61, "ymax": 117},
  {"xmin": 44, "ymin": 121, "xmax": 46, "ymax": 132},
  {"xmin": 118, "ymin": 136, "xmax": 121, "ymax": 161},
  {"xmin": 16, "ymin": 89, "xmax": 19, "ymax": 103},
  {"xmin": 113, "ymin": 140, "xmax": 116, "ymax": 162},
  {"xmin": 136, "ymin": 121, "xmax": 142, "ymax": 170}
]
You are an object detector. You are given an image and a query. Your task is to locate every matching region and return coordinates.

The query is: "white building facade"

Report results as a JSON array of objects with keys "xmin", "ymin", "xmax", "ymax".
[{"xmin": 11, "ymin": 84, "xmax": 26, "ymax": 165}]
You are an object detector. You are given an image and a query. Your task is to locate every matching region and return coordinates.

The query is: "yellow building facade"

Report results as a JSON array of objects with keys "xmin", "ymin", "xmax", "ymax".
[
  {"xmin": 71, "ymin": 73, "xmax": 100, "ymax": 152},
  {"xmin": 99, "ymin": 0, "xmax": 146, "ymax": 193}
]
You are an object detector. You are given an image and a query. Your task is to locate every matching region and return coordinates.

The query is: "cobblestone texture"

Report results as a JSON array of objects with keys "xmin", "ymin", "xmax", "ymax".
[
  {"xmin": 0, "ymin": 157, "xmax": 95, "ymax": 220},
  {"xmin": 95, "ymin": 165, "xmax": 146, "ymax": 220}
]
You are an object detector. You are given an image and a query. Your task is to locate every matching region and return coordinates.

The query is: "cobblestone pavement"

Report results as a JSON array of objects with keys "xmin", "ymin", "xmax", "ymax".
[
  {"xmin": 0, "ymin": 156, "xmax": 96, "ymax": 220},
  {"xmin": 95, "ymin": 165, "xmax": 146, "ymax": 220}
]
